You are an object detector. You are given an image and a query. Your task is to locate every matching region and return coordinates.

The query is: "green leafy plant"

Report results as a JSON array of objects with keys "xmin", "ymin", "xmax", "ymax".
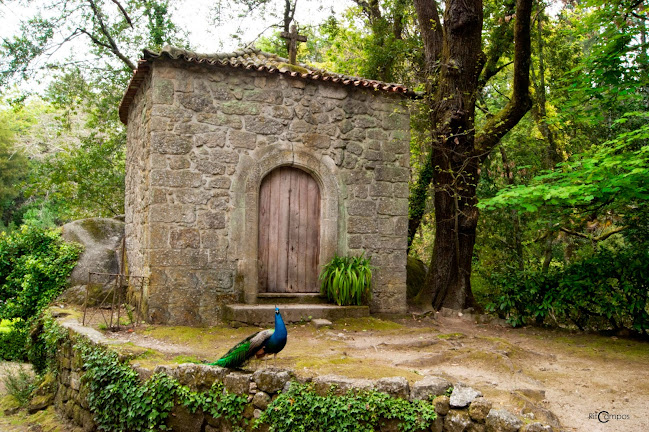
[
  {"xmin": 1, "ymin": 365, "xmax": 38, "ymax": 406},
  {"xmin": 487, "ymin": 247, "xmax": 649, "ymax": 335},
  {"xmin": 0, "ymin": 224, "xmax": 82, "ymax": 368},
  {"xmin": 257, "ymin": 382, "xmax": 436, "ymax": 432},
  {"xmin": 319, "ymin": 254, "xmax": 373, "ymax": 306},
  {"xmin": 78, "ymin": 340, "xmax": 247, "ymax": 432}
]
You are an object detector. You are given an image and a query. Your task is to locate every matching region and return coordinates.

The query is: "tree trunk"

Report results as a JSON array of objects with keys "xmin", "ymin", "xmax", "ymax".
[{"xmin": 414, "ymin": 0, "xmax": 533, "ymax": 310}]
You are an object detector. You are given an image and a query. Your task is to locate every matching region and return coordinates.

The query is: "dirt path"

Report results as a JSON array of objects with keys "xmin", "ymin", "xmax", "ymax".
[{"xmin": 105, "ymin": 313, "xmax": 649, "ymax": 432}]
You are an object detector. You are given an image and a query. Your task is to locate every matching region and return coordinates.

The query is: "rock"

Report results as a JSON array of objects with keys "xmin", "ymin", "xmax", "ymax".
[
  {"xmin": 311, "ymin": 318, "xmax": 333, "ymax": 329},
  {"xmin": 450, "ymin": 384, "xmax": 482, "ymax": 408},
  {"xmin": 374, "ymin": 376, "xmax": 409, "ymax": 399},
  {"xmin": 27, "ymin": 393, "xmax": 54, "ymax": 414},
  {"xmin": 444, "ymin": 410, "xmax": 472, "ymax": 432},
  {"xmin": 175, "ymin": 363, "xmax": 228, "ymax": 392},
  {"xmin": 406, "ymin": 256, "xmax": 427, "ymax": 301},
  {"xmin": 59, "ymin": 217, "xmax": 125, "ymax": 306},
  {"xmin": 167, "ymin": 404, "xmax": 204, "ymax": 432},
  {"xmin": 312, "ymin": 375, "xmax": 373, "ymax": 396},
  {"xmin": 224, "ymin": 372, "xmax": 251, "ymax": 395},
  {"xmin": 440, "ymin": 307, "xmax": 460, "ymax": 318},
  {"xmin": 433, "ymin": 395, "xmax": 450, "ymax": 415},
  {"xmin": 469, "ymin": 423, "xmax": 486, "ymax": 432},
  {"xmin": 486, "ymin": 409, "xmax": 523, "ymax": 432},
  {"xmin": 252, "ymin": 368, "xmax": 292, "ymax": 394},
  {"xmin": 520, "ymin": 423, "xmax": 552, "ymax": 432},
  {"xmin": 410, "ymin": 376, "xmax": 452, "ymax": 400},
  {"xmin": 430, "ymin": 415, "xmax": 444, "ymax": 432},
  {"xmin": 252, "ymin": 391, "xmax": 271, "ymax": 410},
  {"xmin": 511, "ymin": 390, "xmax": 561, "ymax": 430},
  {"xmin": 469, "ymin": 397, "xmax": 493, "ymax": 423}
]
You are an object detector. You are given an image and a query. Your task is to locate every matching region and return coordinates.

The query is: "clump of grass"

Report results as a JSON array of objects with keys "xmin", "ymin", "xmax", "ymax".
[
  {"xmin": 320, "ymin": 254, "xmax": 372, "ymax": 306},
  {"xmin": 2, "ymin": 365, "xmax": 37, "ymax": 406}
]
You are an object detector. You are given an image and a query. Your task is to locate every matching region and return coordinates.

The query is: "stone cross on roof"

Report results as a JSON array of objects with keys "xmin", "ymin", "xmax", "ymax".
[{"xmin": 280, "ymin": 24, "xmax": 307, "ymax": 65}]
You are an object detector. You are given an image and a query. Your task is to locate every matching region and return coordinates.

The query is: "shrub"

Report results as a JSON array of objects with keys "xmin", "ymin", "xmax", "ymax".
[
  {"xmin": 319, "ymin": 254, "xmax": 372, "ymax": 306},
  {"xmin": 0, "ymin": 224, "xmax": 82, "ymax": 366},
  {"xmin": 488, "ymin": 247, "xmax": 649, "ymax": 335},
  {"xmin": 1, "ymin": 364, "xmax": 37, "ymax": 406}
]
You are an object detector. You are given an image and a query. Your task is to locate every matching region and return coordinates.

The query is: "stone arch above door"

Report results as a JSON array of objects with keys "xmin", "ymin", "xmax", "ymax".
[{"xmin": 230, "ymin": 144, "xmax": 341, "ymax": 303}]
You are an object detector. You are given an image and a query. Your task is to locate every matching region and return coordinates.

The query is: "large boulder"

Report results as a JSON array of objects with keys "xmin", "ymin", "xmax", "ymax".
[{"xmin": 58, "ymin": 217, "xmax": 125, "ymax": 305}]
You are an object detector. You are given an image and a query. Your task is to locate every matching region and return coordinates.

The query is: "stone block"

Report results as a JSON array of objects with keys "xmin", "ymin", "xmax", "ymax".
[
  {"xmin": 152, "ymin": 78, "xmax": 174, "ymax": 104},
  {"xmin": 378, "ymin": 198, "xmax": 408, "ymax": 216},
  {"xmin": 312, "ymin": 375, "xmax": 373, "ymax": 396},
  {"xmin": 194, "ymin": 160, "xmax": 226, "ymax": 175},
  {"xmin": 410, "ymin": 376, "xmax": 452, "ymax": 401},
  {"xmin": 375, "ymin": 166, "xmax": 409, "ymax": 182},
  {"xmin": 245, "ymin": 115, "xmax": 285, "ymax": 135},
  {"xmin": 228, "ymin": 130, "xmax": 257, "ymax": 149},
  {"xmin": 244, "ymin": 89, "xmax": 283, "ymax": 104},
  {"xmin": 445, "ymin": 410, "xmax": 472, "ymax": 432},
  {"xmin": 221, "ymin": 101, "xmax": 259, "ymax": 115},
  {"xmin": 348, "ymin": 217, "xmax": 377, "ymax": 234},
  {"xmin": 174, "ymin": 121, "xmax": 218, "ymax": 135},
  {"xmin": 370, "ymin": 182, "xmax": 393, "ymax": 197},
  {"xmin": 151, "ymin": 132, "xmax": 192, "ymax": 155},
  {"xmin": 197, "ymin": 211, "xmax": 226, "ymax": 229},
  {"xmin": 303, "ymin": 133, "xmax": 331, "ymax": 149},
  {"xmin": 485, "ymin": 409, "xmax": 523, "ymax": 432},
  {"xmin": 170, "ymin": 228, "xmax": 200, "ymax": 249},
  {"xmin": 347, "ymin": 200, "xmax": 376, "ymax": 216},
  {"xmin": 167, "ymin": 404, "xmax": 204, "ymax": 432},
  {"xmin": 469, "ymin": 398, "xmax": 493, "ymax": 423},
  {"xmin": 450, "ymin": 384, "xmax": 483, "ymax": 408},
  {"xmin": 194, "ymin": 131, "xmax": 226, "ymax": 148},
  {"xmin": 224, "ymin": 372, "xmax": 251, "ymax": 395},
  {"xmin": 433, "ymin": 395, "xmax": 450, "ymax": 415},
  {"xmin": 174, "ymin": 364, "xmax": 228, "ymax": 392},
  {"xmin": 374, "ymin": 376, "xmax": 409, "ymax": 399},
  {"xmin": 150, "ymin": 204, "xmax": 196, "ymax": 224},
  {"xmin": 168, "ymin": 156, "xmax": 191, "ymax": 170},
  {"xmin": 151, "ymin": 170, "xmax": 203, "ymax": 188},
  {"xmin": 318, "ymin": 85, "xmax": 348, "ymax": 100},
  {"xmin": 149, "ymin": 250, "xmax": 208, "ymax": 267},
  {"xmin": 252, "ymin": 391, "xmax": 271, "ymax": 410},
  {"xmin": 178, "ymin": 92, "xmax": 216, "ymax": 113},
  {"xmin": 196, "ymin": 113, "xmax": 242, "ymax": 129},
  {"xmin": 252, "ymin": 369, "xmax": 292, "ymax": 394}
]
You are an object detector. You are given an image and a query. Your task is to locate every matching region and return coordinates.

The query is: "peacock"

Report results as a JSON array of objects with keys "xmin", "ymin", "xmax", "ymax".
[{"xmin": 208, "ymin": 307, "xmax": 287, "ymax": 368}]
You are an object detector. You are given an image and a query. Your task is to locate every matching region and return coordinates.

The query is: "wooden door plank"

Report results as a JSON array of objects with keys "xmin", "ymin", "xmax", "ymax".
[
  {"xmin": 267, "ymin": 169, "xmax": 280, "ymax": 292},
  {"xmin": 258, "ymin": 172, "xmax": 271, "ymax": 293},
  {"xmin": 276, "ymin": 167, "xmax": 291, "ymax": 292},
  {"xmin": 287, "ymin": 168, "xmax": 300, "ymax": 292},
  {"xmin": 297, "ymin": 171, "xmax": 308, "ymax": 291},
  {"xmin": 306, "ymin": 178, "xmax": 320, "ymax": 292}
]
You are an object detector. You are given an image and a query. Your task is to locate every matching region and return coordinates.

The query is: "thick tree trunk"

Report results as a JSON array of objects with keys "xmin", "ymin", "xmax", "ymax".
[{"xmin": 414, "ymin": 0, "xmax": 533, "ymax": 310}]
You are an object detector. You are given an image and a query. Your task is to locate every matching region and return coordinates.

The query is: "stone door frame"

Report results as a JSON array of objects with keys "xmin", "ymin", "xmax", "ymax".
[{"xmin": 230, "ymin": 144, "xmax": 341, "ymax": 304}]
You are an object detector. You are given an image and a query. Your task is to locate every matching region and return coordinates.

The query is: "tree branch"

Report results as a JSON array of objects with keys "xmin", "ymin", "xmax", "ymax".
[
  {"xmin": 86, "ymin": 0, "xmax": 136, "ymax": 70},
  {"xmin": 413, "ymin": 0, "xmax": 443, "ymax": 74},
  {"xmin": 559, "ymin": 226, "xmax": 627, "ymax": 242},
  {"xmin": 474, "ymin": 0, "xmax": 533, "ymax": 159},
  {"xmin": 109, "ymin": 0, "xmax": 133, "ymax": 28}
]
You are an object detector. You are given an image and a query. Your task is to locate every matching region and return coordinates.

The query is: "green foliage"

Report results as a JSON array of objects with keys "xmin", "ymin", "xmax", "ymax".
[
  {"xmin": 488, "ymin": 247, "xmax": 649, "ymax": 335},
  {"xmin": 0, "ymin": 225, "xmax": 82, "ymax": 323},
  {"xmin": 1, "ymin": 365, "xmax": 37, "ymax": 407},
  {"xmin": 319, "ymin": 254, "xmax": 372, "ymax": 306},
  {"xmin": 0, "ymin": 225, "xmax": 81, "ymax": 365},
  {"xmin": 78, "ymin": 341, "xmax": 247, "ymax": 432},
  {"xmin": 0, "ymin": 325, "xmax": 28, "ymax": 361},
  {"xmin": 257, "ymin": 382, "xmax": 436, "ymax": 432}
]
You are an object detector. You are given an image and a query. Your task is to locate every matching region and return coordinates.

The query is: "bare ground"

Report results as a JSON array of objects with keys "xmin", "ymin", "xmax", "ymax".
[{"xmin": 103, "ymin": 312, "xmax": 649, "ymax": 432}]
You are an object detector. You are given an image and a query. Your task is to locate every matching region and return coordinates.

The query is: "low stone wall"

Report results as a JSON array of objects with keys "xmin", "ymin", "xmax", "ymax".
[{"xmin": 52, "ymin": 321, "xmax": 554, "ymax": 432}]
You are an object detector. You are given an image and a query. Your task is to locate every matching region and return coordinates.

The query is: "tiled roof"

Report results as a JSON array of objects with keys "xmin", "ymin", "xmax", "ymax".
[{"xmin": 119, "ymin": 45, "xmax": 415, "ymax": 124}]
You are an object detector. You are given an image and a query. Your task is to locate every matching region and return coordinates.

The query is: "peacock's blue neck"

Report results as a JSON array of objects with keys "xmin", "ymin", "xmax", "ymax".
[{"xmin": 267, "ymin": 312, "xmax": 287, "ymax": 352}]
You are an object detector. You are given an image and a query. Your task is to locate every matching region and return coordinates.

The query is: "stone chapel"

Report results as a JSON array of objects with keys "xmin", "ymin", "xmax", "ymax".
[{"xmin": 118, "ymin": 45, "xmax": 413, "ymax": 326}]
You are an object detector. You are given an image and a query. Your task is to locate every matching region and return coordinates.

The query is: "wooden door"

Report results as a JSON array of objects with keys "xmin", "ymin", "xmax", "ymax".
[{"xmin": 258, "ymin": 166, "xmax": 320, "ymax": 293}]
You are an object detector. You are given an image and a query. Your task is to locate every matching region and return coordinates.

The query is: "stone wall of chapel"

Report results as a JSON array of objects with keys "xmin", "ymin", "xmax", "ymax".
[{"xmin": 126, "ymin": 59, "xmax": 410, "ymax": 325}]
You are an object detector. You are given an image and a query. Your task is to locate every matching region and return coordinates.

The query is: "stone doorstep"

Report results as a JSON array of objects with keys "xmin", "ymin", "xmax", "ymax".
[
  {"xmin": 224, "ymin": 303, "xmax": 369, "ymax": 325},
  {"xmin": 256, "ymin": 293, "xmax": 329, "ymax": 305}
]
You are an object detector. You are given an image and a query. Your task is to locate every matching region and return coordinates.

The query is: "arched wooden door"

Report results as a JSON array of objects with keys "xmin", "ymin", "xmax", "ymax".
[{"xmin": 258, "ymin": 166, "xmax": 321, "ymax": 293}]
